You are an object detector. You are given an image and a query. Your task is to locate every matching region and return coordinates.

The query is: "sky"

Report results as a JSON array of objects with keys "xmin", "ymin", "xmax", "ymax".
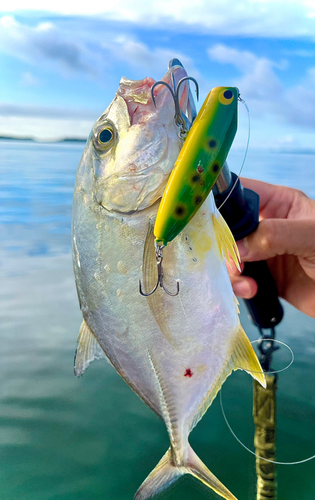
[{"xmin": 0, "ymin": 0, "xmax": 315, "ymax": 150}]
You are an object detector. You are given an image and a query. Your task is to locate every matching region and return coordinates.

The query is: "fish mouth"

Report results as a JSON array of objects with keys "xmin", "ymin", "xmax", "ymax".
[
  {"xmin": 95, "ymin": 64, "xmax": 190, "ymax": 215},
  {"xmin": 117, "ymin": 65, "xmax": 189, "ymax": 126}
]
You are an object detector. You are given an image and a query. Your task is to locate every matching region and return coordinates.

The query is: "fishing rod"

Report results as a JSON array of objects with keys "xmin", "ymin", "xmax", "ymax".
[{"xmin": 213, "ymin": 164, "xmax": 283, "ymax": 500}]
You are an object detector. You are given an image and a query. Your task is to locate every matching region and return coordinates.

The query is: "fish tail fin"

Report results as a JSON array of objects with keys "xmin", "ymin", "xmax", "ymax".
[
  {"xmin": 186, "ymin": 445, "xmax": 238, "ymax": 500},
  {"xmin": 134, "ymin": 448, "xmax": 182, "ymax": 500},
  {"xmin": 135, "ymin": 445, "xmax": 237, "ymax": 500}
]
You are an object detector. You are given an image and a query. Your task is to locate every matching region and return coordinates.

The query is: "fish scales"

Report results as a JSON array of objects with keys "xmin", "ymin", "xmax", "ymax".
[{"xmin": 72, "ymin": 64, "xmax": 265, "ymax": 500}]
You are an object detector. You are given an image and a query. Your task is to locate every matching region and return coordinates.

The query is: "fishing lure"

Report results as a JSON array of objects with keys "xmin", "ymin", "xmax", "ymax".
[
  {"xmin": 140, "ymin": 85, "xmax": 240, "ymax": 297},
  {"xmin": 154, "ymin": 86, "xmax": 239, "ymax": 247}
]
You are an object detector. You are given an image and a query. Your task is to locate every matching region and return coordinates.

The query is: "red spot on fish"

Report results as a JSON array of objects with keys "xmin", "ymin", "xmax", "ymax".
[
  {"xmin": 197, "ymin": 166, "xmax": 204, "ymax": 173},
  {"xmin": 184, "ymin": 368, "xmax": 193, "ymax": 378}
]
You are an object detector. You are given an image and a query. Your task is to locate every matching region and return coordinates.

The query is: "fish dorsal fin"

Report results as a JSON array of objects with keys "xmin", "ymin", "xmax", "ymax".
[
  {"xmin": 74, "ymin": 319, "xmax": 109, "ymax": 377},
  {"xmin": 212, "ymin": 211, "xmax": 240, "ymax": 270},
  {"xmin": 231, "ymin": 324, "xmax": 266, "ymax": 388}
]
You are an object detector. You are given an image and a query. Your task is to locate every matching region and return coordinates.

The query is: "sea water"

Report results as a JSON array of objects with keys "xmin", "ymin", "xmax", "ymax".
[{"xmin": 1, "ymin": 139, "xmax": 315, "ymax": 500}]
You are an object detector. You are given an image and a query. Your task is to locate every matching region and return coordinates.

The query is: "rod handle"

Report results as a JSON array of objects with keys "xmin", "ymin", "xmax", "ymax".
[{"xmin": 243, "ymin": 260, "xmax": 283, "ymax": 329}]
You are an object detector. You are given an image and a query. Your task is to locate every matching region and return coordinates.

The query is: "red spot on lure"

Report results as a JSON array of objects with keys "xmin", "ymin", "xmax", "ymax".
[{"xmin": 184, "ymin": 368, "xmax": 193, "ymax": 378}]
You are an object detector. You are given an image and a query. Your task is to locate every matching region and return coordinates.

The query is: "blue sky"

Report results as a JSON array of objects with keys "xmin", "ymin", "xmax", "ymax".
[{"xmin": 0, "ymin": 1, "xmax": 315, "ymax": 150}]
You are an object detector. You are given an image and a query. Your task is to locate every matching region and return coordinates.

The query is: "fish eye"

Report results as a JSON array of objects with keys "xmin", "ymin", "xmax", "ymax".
[
  {"xmin": 93, "ymin": 120, "xmax": 117, "ymax": 151},
  {"xmin": 219, "ymin": 88, "xmax": 234, "ymax": 105},
  {"xmin": 99, "ymin": 128, "xmax": 113, "ymax": 144}
]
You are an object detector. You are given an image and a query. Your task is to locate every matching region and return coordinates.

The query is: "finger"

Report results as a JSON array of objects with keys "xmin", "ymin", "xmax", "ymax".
[
  {"xmin": 229, "ymin": 274, "xmax": 258, "ymax": 299},
  {"xmin": 237, "ymin": 219, "xmax": 315, "ymax": 280},
  {"xmin": 240, "ymin": 177, "xmax": 297, "ymax": 219},
  {"xmin": 226, "ymin": 258, "xmax": 244, "ymax": 276}
]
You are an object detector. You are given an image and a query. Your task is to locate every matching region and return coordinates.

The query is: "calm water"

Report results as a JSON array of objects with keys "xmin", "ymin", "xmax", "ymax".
[{"xmin": 1, "ymin": 139, "xmax": 315, "ymax": 500}]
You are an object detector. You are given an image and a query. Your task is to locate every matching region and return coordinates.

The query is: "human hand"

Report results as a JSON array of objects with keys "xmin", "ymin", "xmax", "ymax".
[{"xmin": 229, "ymin": 178, "xmax": 315, "ymax": 318}]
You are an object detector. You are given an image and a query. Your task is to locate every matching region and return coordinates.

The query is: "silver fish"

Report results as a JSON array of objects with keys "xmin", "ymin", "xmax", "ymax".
[{"xmin": 72, "ymin": 63, "xmax": 266, "ymax": 500}]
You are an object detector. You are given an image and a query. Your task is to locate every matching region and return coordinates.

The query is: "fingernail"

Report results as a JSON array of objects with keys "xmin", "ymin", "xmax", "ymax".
[
  {"xmin": 237, "ymin": 238, "xmax": 249, "ymax": 258},
  {"xmin": 233, "ymin": 281, "xmax": 251, "ymax": 297}
]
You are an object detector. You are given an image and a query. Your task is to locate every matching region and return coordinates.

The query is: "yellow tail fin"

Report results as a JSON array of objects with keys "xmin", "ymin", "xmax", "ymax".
[{"xmin": 135, "ymin": 445, "xmax": 237, "ymax": 500}]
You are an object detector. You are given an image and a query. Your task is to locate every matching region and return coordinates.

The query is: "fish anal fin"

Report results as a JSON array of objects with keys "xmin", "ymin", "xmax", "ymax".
[
  {"xmin": 212, "ymin": 212, "xmax": 240, "ymax": 271},
  {"xmin": 190, "ymin": 323, "xmax": 266, "ymax": 431},
  {"xmin": 231, "ymin": 324, "xmax": 266, "ymax": 388},
  {"xmin": 135, "ymin": 445, "xmax": 237, "ymax": 500},
  {"xmin": 74, "ymin": 318, "xmax": 109, "ymax": 377}
]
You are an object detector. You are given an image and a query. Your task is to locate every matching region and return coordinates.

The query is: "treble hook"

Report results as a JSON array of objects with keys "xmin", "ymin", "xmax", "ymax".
[
  {"xmin": 151, "ymin": 76, "xmax": 199, "ymax": 136},
  {"xmin": 139, "ymin": 244, "xmax": 180, "ymax": 297}
]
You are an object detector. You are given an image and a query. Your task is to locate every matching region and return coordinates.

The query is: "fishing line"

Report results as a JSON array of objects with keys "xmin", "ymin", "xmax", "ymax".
[
  {"xmin": 247, "ymin": 338, "xmax": 294, "ymax": 375},
  {"xmin": 220, "ymin": 340, "xmax": 315, "ymax": 466},
  {"xmin": 220, "ymin": 392, "xmax": 315, "ymax": 465},
  {"xmin": 217, "ymin": 97, "xmax": 250, "ymax": 212},
  {"xmin": 189, "ymin": 96, "xmax": 250, "ymax": 248}
]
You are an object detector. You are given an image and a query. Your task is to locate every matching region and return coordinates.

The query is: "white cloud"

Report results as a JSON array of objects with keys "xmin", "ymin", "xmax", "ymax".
[
  {"xmin": 0, "ymin": 16, "xmax": 101, "ymax": 76},
  {"xmin": 208, "ymin": 44, "xmax": 283, "ymax": 107},
  {"xmin": 0, "ymin": 15, "xmax": 202, "ymax": 84},
  {"xmin": 103, "ymin": 35, "xmax": 203, "ymax": 82},
  {"xmin": 207, "ymin": 45, "xmax": 257, "ymax": 73},
  {"xmin": 1, "ymin": 0, "xmax": 315, "ymax": 38},
  {"xmin": 208, "ymin": 43, "xmax": 315, "ymax": 131},
  {"xmin": 284, "ymin": 67, "xmax": 315, "ymax": 127}
]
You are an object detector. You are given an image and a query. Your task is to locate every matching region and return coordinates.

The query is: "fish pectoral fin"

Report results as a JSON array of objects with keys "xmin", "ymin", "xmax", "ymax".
[
  {"xmin": 231, "ymin": 324, "xmax": 266, "ymax": 388},
  {"xmin": 135, "ymin": 445, "xmax": 238, "ymax": 500},
  {"xmin": 142, "ymin": 217, "xmax": 157, "ymax": 294},
  {"xmin": 74, "ymin": 318, "xmax": 109, "ymax": 377},
  {"xmin": 212, "ymin": 211, "xmax": 240, "ymax": 270}
]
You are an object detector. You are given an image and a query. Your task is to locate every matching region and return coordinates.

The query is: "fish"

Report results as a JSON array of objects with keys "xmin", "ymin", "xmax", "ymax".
[
  {"xmin": 154, "ymin": 86, "xmax": 239, "ymax": 246},
  {"xmin": 72, "ymin": 63, "xmax": 266, "ymax": 500}
]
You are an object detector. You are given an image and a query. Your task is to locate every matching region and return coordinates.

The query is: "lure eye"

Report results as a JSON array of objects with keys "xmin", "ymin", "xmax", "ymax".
[
  {"xmin": 93, "ymin": 120, "xmax": 117, "ymax": 151},
  {"xmin": 219, "ymin": 89, "xmax": 234, "ymax": 105}
]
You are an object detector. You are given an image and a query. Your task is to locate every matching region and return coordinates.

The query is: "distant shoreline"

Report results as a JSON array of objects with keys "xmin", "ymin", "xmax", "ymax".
[
  {"xmin": 1, "ymin": 136, "xmax": 315, "ymax": 155},
  {"xmin": 0, "ymin": 135, "xmax": 87, "ymax": 143}
]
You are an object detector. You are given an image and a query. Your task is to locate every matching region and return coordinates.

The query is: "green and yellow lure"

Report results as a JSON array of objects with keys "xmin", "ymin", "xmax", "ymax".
[{"xmin": 154, "ymin": 86, "xmax": 239, "ymax": 246}]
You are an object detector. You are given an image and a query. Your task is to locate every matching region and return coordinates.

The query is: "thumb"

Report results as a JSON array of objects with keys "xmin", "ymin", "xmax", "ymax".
[{"xmin": 238, "ymin": 219, "xmax": 315, "ymax": 279}]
